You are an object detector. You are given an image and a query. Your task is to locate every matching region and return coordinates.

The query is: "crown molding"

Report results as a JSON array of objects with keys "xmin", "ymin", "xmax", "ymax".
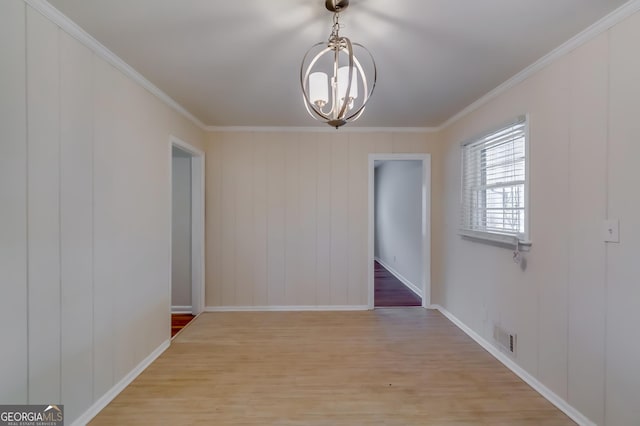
[
  {"xmin": 26, "ymin": 0, "xmax": 640, "ymax": 133},
  {"xmin": 204, "ymin": 125, "xmax": 440, "ymax": 133},
  {"xmin": 439, "ymin": 0, "xmax": 640, "ymax": 130},
  {"xmin": 24, "ymin": 0, "xmax": 207, "ymax": 131}
]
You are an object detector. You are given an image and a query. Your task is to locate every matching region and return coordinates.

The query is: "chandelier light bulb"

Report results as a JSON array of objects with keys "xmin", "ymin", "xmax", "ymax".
[
  {"xmin": 337, "ymin": 66, "xmax": 358, "ymax": 106},
  {"xmin": 309, "ymin": 72, "xmax": 329, "ymax": 108}
]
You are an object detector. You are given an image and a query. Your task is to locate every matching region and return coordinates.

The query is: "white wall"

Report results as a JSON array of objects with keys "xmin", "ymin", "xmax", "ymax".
[
  {"xmin": 606, "ymin": 11, "xmax": 640, "ymax": 424},
  {"xmin": 171, "ymin": 152, "xmax": 192, "ymax": 308},
  {"xmin": 205, "ymin": 132, "xmax": 442, "ymax": 308},
  {"xmin": 0, "ymin": 0, "xmax": 28, "ymax": 405},
  {"xmin": 0, "ymin": 3, "xmax": 204, "ymax": 423},
  {"xmin": 374, "ymin": 160, "xmax": 423, "ymax": 292},
  {"xmin": 437, "ymin": 10, "xmax": 640, "ymax": 426}
]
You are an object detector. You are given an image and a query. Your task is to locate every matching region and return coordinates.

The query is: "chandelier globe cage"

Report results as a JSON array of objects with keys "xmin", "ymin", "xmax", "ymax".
[{"xmin": 300, "ymin": 0, "xmax": 377, "ymax": 128}]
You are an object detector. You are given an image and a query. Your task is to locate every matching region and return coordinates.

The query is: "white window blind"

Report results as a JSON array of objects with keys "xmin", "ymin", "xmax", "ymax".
[{"xmin": 461, "ymin": 116, "xmax": 528, "ymax": 242}]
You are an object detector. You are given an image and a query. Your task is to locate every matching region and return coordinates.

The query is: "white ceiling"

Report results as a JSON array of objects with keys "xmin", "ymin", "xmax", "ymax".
[{"xmin": 48, "ymin": 0, "xmax": 628, "ymax": 128}]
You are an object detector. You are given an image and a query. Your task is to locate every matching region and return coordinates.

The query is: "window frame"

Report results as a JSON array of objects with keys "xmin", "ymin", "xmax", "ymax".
[{"xmin": 459, "ymin": 114, "xmax": 531, "ymax": 246}]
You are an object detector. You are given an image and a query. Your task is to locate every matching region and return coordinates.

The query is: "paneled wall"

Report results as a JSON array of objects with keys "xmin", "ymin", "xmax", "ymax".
[
  {"xmin": 205, "ymin": 132, "xmax": 442, "ymax": 308},
  {"xmin": 438, "ymin": 10, "xmax": 640, "ymax": 425},
  {"xmin": 0, "ymin": 3, "xmax": 204, "ymax": 423},
  {"xmin": 0, "ymin": 0, "xmax": 28, "ymax": 406},
  {"xmin": 606, "ymin": 12, "xmax": 640, "ymax": 425}
]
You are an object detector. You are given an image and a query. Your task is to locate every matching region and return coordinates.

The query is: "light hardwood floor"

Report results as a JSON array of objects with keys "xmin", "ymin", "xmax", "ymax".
[{"xmin": 90, "ymin": 309, "xmax": 574, "ymax": 425}]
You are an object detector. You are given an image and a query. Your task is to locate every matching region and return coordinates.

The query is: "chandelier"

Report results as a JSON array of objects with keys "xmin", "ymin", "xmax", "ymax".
[{"xmin": 300, "ymin": 0, "xmax": 377, "ymax": 128}]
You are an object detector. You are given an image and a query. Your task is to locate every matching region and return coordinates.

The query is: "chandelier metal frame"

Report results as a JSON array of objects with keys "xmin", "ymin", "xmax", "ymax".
[{"xmin": 300, "ymin": 0, "xmax": 377, "ymax": 128}]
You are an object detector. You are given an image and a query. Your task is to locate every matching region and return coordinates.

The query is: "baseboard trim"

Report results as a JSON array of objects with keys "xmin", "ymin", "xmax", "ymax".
[
  {"xmin": 171, "ymin": 305, "xmax": 193, "ymax": 314},
  {"xmin": 71, "ymin": 339, "xmax": 170, "ymax": 426},
  {"xmin": 205, "ymin": 305, "xmax": 369, "ymax": 312},
  {"xmin": 430, "ymin": 304, "xmax": 594, "ymax": 426},
  {"xmin": 375, "ymin": 257, "xmax": 422, "ymax": 297}
]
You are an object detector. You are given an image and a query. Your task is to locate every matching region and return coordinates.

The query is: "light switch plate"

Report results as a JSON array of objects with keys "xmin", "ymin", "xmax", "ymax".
[{"xmin": 603, "ymin": 219, "xmax": 620, "ymax": 243}]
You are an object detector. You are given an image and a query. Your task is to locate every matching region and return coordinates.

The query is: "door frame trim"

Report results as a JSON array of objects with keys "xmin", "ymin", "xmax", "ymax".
[
  {"xmin": 169, "ymin": 136, "xmax": 205, "ymax": 316},
  {"xmin": 368, "ymin": 153, "xmax": 431, "ymax": 309}
]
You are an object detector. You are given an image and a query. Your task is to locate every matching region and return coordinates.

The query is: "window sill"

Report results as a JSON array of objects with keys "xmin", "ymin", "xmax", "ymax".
[{"xmin": 459, "ymin": 230, "xmax": 532, "ymax": 249}]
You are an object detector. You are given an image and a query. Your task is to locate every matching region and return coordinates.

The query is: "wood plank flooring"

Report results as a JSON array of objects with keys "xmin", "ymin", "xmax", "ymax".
[
  {"xmin": 90, "ymin": 309, "xmax": 573, "ymax": 425},
  {"xmin": 375, "ymin": 261, "xmax": 422, "ymax": 307}
]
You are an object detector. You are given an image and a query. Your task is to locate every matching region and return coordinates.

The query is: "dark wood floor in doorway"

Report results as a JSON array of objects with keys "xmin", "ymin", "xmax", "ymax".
[
  {"xmin": 171, "ymin": 314, "xmax": 195, "ymax": 338},
  {"xmin": 374, "ymin": 261, "xmax": 421, "ymax": 307}
]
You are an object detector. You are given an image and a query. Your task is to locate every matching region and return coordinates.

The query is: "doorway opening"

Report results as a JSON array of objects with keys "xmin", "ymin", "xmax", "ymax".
[
  {"xmin": 368, "ymin": 154, "xmax": 431, "ymax": 309},
  {"xmin": 170, "ymin": 136, "xmax": 205, "ymax": 338}
]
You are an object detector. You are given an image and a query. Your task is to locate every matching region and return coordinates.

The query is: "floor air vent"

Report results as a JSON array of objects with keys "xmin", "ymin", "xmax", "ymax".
[{"xmin": 493, "ymin": 325, "xmax": 516, "ymax": 355}]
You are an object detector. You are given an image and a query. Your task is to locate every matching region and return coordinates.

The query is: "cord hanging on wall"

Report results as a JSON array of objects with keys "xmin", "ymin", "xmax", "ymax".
[{"xmin": 512, "ymin": 237, "xmax": 522, "ymax": 264}]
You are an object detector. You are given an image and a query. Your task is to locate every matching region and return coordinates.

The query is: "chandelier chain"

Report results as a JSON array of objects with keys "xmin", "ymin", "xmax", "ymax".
[{"xmin": 330, "ymin": 12, "xmax": 342, "ymax": 41}]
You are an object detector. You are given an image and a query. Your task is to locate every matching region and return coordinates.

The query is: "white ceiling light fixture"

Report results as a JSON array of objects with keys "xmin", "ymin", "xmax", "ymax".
[{"xmin": 301, "ymin": 0, "xmax": 377, "ymax": 128}]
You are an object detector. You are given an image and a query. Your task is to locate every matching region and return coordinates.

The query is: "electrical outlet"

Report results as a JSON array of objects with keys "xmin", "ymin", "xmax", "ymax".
[
  {"xmin": 393, "ymin": 255, "xmax": 396, "ymax": 262},
  {"xmin": 603, "ymin": 219, "xmax": 620, "ymax": 243}
]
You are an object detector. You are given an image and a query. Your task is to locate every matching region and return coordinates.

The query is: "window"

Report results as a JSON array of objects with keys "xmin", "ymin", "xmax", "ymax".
[{"xmin": 460, "ymin": 116, "xmax": 528, "ymax": 243}]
